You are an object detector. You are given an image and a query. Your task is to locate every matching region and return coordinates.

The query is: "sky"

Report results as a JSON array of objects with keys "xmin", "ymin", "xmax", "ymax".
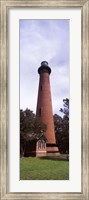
[{"xmin": 20, "ymin": 19, "xmax": 69, "ymax": 116}]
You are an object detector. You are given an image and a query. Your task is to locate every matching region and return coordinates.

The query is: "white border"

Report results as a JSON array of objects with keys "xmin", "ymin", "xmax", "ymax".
[{"xmin": 8, "ymin": 9, "xmax": 81, "ymax": 192}]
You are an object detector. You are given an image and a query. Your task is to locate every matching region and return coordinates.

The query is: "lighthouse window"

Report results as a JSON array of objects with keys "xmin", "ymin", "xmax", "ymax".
[
  {"xmin": 42, "ymin": 141, "xmax": 45, "ymax": 149},
  {"xmin": 38, "ymin": 141, "xmax": 41, "ymax": 149},
  {"xmin": 40, "ymin": 85, "xmax": 42, "ymax": 90}
]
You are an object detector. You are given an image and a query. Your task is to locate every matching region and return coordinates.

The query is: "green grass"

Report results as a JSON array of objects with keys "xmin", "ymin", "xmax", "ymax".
[{"xmin": 20, "ymin": 157, "xmax": 69, "ymax": 180}]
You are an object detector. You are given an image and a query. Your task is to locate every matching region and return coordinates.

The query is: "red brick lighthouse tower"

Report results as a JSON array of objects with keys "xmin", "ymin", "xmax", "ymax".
[{"xmin": 36, "ymin": 61, "xmax": 58, "ymax": 156}]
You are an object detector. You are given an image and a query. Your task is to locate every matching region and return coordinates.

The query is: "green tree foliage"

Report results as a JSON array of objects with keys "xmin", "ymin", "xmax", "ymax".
[
  {"xmin": 60, "ymin": 98, "xmax": 69, "ymax": 118},
  {"xmin": 54, "ymin": 98, "xmax": 69, "ymax": 153},
  {"xmin": 20, "ymin": 108, "xmax": 46, "ymax": 157}
]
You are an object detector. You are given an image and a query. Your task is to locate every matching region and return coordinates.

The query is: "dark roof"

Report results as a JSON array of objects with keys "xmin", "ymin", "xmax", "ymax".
[
  {"xmin": 21, "ymin": 131, "xmax": 47, "ymax": 141},
  {"xmin": 38, "ymin": 133, "xmax": 47, "ymax": 141}
]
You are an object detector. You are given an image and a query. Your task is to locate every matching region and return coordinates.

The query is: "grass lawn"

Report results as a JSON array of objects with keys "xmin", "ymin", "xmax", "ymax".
[{"xmin": 20, "ymin": 157, "xmax": 69, "ymax": 180}]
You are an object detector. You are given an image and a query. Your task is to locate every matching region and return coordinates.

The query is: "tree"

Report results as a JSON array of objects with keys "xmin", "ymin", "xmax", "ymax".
[
  {"xmin": 54, "ymin": 98, "xmax": 69, "ymax": 153},
  {"xmin": 20, "ymin": 108, "xmax": 47, "ymax": 157},
  {"xmin": 60, "ymin": 98, "xmax": 69, "ymax": 118},
  {"xmin": 53, "ymin": 114, "xmax": 63, "ymax": 151}
]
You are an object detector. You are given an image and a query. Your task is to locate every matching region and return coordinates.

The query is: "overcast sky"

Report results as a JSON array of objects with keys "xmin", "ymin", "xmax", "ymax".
[{"xmin": 20, "ymin": 19, "xmax": 69, "ymax": 116}]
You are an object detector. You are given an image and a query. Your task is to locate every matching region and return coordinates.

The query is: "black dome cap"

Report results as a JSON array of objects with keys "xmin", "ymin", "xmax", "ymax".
[{"xmin": 38, "ymin": 61, "xmax": 51, "ymax": 74}]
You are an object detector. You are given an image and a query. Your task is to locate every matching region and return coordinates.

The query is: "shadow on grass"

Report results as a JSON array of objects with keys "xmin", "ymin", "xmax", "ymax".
[{"xmin": 39, "ymin": 156, "xmax": 69, "ymax": 161}]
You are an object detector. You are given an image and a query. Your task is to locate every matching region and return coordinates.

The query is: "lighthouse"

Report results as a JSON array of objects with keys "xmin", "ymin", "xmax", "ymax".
[{"xmin": 36, "ymin": 61, "xmax": 58, "ymax": 156}]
